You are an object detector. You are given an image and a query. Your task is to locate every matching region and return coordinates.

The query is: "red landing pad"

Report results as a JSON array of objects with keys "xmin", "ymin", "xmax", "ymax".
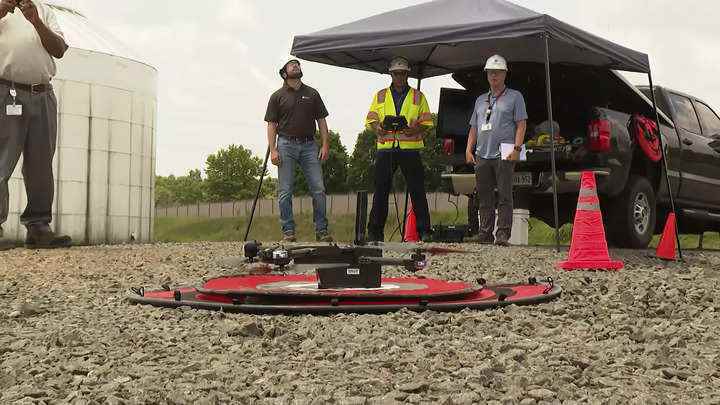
[
  {"xmin": 127, "ymin": 275, "xmax": 561, "ymax": 315},
  {"xmin": 198, "ymin": 274, "xmax": 477, "ymax": 299}
]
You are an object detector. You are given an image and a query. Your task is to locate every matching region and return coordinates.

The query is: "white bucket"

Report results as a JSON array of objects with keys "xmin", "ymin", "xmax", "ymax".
[{"xmin": 492, "ymin": 208, "xmax": 530, "ymax": 245}]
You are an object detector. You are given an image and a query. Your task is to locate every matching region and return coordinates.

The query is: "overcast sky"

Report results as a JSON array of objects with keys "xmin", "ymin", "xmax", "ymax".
[{"xmin": 65, "ymin": 0, "xmax": 720, "ymax": 177}]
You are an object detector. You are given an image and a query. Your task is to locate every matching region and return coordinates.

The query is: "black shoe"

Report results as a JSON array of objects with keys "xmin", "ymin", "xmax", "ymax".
[
  {"xmin": 494, "ymin": 239, "xmax": 510, "ymax": 247},
  {"xmin": 24, "ymin": 224, "xmax": 72, "ymax": 249}
]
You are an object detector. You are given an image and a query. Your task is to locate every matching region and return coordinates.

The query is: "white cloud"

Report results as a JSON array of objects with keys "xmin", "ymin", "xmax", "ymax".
[{"xmin": 217, "ymin": 0, "xmax": 260, "ymax": 29}]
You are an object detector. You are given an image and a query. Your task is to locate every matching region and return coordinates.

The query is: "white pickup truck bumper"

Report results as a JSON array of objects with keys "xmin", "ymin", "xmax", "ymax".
[{"xmin": 441, "ymin": 169, "xmax": 611, "ymax": 195}]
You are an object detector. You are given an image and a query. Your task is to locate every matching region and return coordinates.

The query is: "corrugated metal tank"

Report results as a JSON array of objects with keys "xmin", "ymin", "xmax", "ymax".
[{"xmin": 5, "ymin": 1, "xmax": 158, "ymax": 244}]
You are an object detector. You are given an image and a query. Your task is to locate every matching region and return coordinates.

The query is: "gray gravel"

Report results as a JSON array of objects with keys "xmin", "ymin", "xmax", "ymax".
[{"xmin": 1, "ymin": 242, "xmax": 719, "ymax": 404}]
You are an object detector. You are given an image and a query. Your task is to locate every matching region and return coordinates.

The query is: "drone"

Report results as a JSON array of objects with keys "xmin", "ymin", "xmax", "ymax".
[
  {"xmin": 245, "ymin": 241, "xmax": 427, "ymax": 271},
  {"xmin": 238, "ymin": 241, "xmax": 467, "ymax": 289}
]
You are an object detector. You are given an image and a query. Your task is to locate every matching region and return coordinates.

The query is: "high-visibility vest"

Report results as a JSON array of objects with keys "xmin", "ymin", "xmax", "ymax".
[{"xmin": 365, "ymin": 87, "xmax": 433, "ymax": 150}]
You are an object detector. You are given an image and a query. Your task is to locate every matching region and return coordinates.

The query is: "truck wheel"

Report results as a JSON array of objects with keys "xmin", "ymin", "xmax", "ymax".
[{"xmin": 606, "ymin": 176, "xmax": 656, "ymax": 249}]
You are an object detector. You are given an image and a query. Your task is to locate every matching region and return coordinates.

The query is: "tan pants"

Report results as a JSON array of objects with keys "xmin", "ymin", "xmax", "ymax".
[
  {"xmin": 0, "ymin": 81, "xmax": 57, "ymax": 228},
  {"xmin": 475, "ymin": 158, "xmax": 515, "ymax": 242}
]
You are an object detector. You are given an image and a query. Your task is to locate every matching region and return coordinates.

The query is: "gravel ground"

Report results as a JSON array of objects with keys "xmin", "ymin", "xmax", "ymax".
[{"xmin": 1, "ymin": 242, "xmax": 719, "ymax": 405}]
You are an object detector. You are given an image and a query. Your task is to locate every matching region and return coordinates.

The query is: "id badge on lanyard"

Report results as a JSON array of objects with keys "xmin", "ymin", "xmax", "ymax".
[
  {"xmin": 481, "ymin": 89, "xmax": 506, "ymax": 132},
  {"xmin": 6, "ymin": 87, "xmax": 22, "ymax": 116}
]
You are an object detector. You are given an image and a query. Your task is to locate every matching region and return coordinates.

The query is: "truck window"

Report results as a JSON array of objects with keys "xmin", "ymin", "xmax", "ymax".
[
  {"xmin": 669, "ymin": 94, "xmax": 702, "ymax": 134},
  {"xmin": 694, "ymin": 101, "xmax": 720, "ymax": 136}
]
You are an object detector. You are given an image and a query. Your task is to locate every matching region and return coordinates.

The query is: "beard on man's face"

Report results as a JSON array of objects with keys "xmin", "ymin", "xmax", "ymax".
[{"xmin": 286, "ymin": 70, "xmax": 303, "ymax": 80}]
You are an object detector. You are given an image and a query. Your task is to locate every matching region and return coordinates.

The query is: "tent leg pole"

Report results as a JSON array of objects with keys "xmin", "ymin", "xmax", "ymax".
[
  {"xmin": 648, "ymin": 71, "xmax": 683, "ymax": 260},
  {"xmin": 544, "ymin": 34, "xmax": 561, "ymax": 252}
]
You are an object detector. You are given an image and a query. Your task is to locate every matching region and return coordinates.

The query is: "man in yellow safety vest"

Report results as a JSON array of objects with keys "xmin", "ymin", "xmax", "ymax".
[{"xmin": 364, "ymin": 57, "xmax": 434, "ymax": 242}]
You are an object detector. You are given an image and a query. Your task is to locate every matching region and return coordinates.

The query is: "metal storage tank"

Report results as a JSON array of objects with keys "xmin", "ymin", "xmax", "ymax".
[{"xmin": 4, "ymin": 1, "xmax": 158, "ymax": 244}]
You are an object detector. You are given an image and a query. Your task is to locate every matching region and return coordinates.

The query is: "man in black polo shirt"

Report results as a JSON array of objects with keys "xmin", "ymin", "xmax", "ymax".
[{"xmin": 264, "ymin": 59, "xmax": 332, "ymax": 242}]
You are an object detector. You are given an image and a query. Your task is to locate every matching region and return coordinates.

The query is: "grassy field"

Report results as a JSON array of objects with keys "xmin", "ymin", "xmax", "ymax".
[{"xmin": 154, "ymin": 213, "xmax": 720, "ymax": 249}]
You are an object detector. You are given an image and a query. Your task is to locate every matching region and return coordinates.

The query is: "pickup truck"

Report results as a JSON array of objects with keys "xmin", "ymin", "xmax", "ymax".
[{"xmin": 438, "ymin": 63, "xmax": 720, "ymax": 248}]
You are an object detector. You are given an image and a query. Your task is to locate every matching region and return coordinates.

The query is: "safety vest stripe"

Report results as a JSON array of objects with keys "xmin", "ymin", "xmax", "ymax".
[
  {"xmin": 579, "ymin": 188, "xmax": 597, "ymax": 197},
  {"xmin": 378, "ymin": 135, "xmax": 423, "ymax": 143},
  {"xmin": 377, "ymin": 141, "xmax": 424, "ymax": 150},
  {"xmin": 413, "ymin": 90, "xmax": 421, "ymax": 105}
]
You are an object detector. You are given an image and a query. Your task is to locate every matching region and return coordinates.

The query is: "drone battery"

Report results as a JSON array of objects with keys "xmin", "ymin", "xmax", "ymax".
[{"xmin": 316, "ymin": 263, "xmax": 381, "ymax": 289}]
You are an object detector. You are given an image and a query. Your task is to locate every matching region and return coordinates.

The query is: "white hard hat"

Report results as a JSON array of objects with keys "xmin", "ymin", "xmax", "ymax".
[
  {"xmin": 388, "ymin": 57, "xmax": 411, "ymax": 72},
  {"xmin": 484, "ymin": 54, "xmax": 508, "ymax": 71}
]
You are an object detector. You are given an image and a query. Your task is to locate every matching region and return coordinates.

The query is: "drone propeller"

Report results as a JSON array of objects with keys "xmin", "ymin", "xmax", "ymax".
[{"xmin": 363, "ymin": 241, "xmax": 468, "ymax": 256}]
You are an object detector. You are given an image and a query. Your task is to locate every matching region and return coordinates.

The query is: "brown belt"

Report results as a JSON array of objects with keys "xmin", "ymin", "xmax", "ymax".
[{"xmin": 0, "ymin": 78, "xmax": 52, "ymax": 94}]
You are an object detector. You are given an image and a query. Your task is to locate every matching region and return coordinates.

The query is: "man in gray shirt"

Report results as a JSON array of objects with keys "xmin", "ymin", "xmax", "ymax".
[
  {"xmin": 0, "ymin": 0, "xmax": 71, "ymax": 250},
  {"xmin": 465, "ymin": 55, "xmax": 527, "ymax": 246}
]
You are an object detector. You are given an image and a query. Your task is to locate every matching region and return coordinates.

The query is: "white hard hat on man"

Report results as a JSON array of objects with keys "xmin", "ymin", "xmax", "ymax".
[{"xmin": 484, "ymin": 54, "xmax": 508, "ymax": 71}]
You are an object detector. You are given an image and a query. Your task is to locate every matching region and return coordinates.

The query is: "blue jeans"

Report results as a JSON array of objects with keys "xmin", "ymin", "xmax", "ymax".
[{"xmin": 277, "ymin": 136, "xmax": 328, "ymax": 234}]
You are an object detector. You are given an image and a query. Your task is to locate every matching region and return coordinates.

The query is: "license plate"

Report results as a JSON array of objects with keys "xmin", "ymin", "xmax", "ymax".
[{"xmin": 513, "ymin": 172, "xmax": 533, "ymax": 186}]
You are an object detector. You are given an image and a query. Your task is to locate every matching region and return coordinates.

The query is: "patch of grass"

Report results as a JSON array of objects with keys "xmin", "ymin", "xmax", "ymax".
[
  {"xmin": 154, "ymin": 214, "xmax": 720, "ymax": 249},
  {"xmin": 155, "ymin": 211, "xmax": 471, "ymax": 243}
]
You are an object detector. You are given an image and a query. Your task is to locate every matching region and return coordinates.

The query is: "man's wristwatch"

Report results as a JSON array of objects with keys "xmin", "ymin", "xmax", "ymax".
[{"xmin": 513, "ymin": 145, "xmax": 523, "ymax": 152}]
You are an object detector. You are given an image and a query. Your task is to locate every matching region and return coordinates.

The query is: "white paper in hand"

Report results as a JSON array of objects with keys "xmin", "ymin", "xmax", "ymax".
[{"xmin": 500, "ymin": 143, "xmax": 527, "ymax": 161}]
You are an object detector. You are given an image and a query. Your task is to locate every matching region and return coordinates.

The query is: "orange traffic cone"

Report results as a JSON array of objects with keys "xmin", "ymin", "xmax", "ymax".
[
  {"xmin": 655, "ymin": 213, "xmax": 677, "ymax": 261},
  {"xmin": 404, "ymin": 201, "xmax": 419, "ymax": 242},
  {"xmin": 558, "ymin": 171, "xmax": 624, "ymax": 271}
]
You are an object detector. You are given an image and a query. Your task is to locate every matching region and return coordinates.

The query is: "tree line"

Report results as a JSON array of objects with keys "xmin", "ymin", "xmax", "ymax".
[{"xmin": 155, "ymin": 116, "xmax": 446, "ymax": 207}]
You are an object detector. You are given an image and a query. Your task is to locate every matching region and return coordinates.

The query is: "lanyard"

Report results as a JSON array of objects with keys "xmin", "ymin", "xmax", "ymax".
[{"xmin": 484, "ymin": 87, "xmax": 507, "ymax": 124}]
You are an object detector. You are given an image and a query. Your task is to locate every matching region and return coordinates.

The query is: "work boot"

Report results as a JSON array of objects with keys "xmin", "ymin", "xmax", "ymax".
[
  {"xmin": 0, "ymin": 227, "xmax": 16, "ymax": 251},
  {"xmin": 24, "ymin": 223, "xmax": 72, "ymax": 249},
  {"xmin": 281, "ymin": 232, "xmax": 297, "ymax": 243},
  {"xmin": 419, "ymin": 231, "xmax": 434, "ymax": 243},
  {"xmin": 315, "ymin": 230, "xmax": 333, "ymax": 243},
  {"xmin": 494, "ymin": 231, "xmax": 511, "ymax": 247}
]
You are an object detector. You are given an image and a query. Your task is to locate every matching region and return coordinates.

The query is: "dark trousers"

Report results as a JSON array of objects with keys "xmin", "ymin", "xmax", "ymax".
[
  {"xmin": 368, "ymin": 150, "xmax": 431, "ymax": 240},
  {"xmin": 0, "ymin": 81, "xmax": 57, "ymax": 229},
  {"xmin": 475, "ymin": 158, "xmax": 515, "ymax": 242}
]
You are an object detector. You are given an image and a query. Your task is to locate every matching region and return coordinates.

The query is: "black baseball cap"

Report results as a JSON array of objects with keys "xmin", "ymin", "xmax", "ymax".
[{"xmin": 279, "ymin": 59, "xmax": 301, "ymax": 78}]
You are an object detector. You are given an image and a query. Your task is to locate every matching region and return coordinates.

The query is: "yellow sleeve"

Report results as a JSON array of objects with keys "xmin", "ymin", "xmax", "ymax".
[
  {"xmin": 365, "ymin": 92, "xmax": 381, "ymax": 130},
  {"xmin": 418, "ymin": 94, "xmax": 433, "ymax": 127}
]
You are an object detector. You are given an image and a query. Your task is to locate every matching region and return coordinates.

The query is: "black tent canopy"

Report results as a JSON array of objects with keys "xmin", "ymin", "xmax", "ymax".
[
  {"xmin": 291, "ymin": 0, "xmax": 650, "ymax": 76},
  {"xmin": 291, "ymin": 0, "xmax": 680, "ymax": 255}
]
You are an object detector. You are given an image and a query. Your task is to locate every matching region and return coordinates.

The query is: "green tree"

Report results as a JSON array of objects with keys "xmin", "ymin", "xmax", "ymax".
[
  {"xmin": 347, "ymin": 128, "xmax": 377, "ymax": 192},
  {"xmin": 154, "ymin": 175, "xmax": 176, "ymax": 207},
  {"xmin": 205, "ymin": 144, "xmax": 264, "ymax": 201},
  {"xmin": 293, "ymin": 130, "xmax": 350, "ymax": 195},
  {"xmin": 154, "ymin": 170, "xmax": 207, "ymax": 206},
  {"xmin": 174, "ymin": 169, "xmax": 207, "ymax": 204},
  {"xmin": 261, "ymin": 177, "xmax": 279, "ymax": 198}
]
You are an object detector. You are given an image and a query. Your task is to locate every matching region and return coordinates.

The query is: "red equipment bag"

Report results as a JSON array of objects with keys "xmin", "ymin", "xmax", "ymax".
[{"xmin": 632, "ymin": 114, "xmax": 662, "ymax": 162}]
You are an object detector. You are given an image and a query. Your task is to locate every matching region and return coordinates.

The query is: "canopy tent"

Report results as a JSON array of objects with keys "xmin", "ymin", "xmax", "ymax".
[
  {"xmin": 291, "ymin": 0, "xmax": 679, "ymax": 254},
  {"xmin": 291, "ymin": 0, "xmax": 650, "ymax": 77}
]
